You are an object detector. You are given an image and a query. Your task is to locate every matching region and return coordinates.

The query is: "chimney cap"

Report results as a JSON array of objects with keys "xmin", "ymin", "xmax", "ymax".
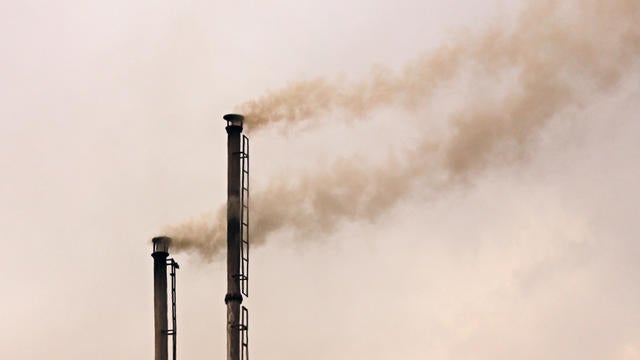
[
  {"xmin": 152, "ymin": 236, "xmax": 171, "ymax": 255},
  {"xmin": 223, "ymin": 113, "xmax": 244, "ymax": 129}
]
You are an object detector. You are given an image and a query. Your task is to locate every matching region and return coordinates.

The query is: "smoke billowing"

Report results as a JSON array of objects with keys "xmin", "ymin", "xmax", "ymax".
[{"xmin": 165, "ymin": 0, "xmax": 640, "ymax": 260}]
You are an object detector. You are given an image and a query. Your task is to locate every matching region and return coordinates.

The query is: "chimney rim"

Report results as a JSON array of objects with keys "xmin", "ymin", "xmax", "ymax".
[
  {"xmin": 223, "ymin": 113, "xmax": 244, "ymax": 130},
  {"xmin": 223, "ymin": 113, "xmax": 244, "ymax": 122}
]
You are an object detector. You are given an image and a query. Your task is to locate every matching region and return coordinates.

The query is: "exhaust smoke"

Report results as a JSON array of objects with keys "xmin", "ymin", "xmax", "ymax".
[{"xmin": 164, "ymin": 0, "xmax": 640, "ymax": 260}]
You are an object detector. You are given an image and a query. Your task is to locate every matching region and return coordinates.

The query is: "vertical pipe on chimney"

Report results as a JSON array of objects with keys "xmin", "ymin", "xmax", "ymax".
[
  {"xmin": 223, "ymin": 114, "xmax": 244, "ymax": 360},
  {"xmin": 152, "ymin": 236, "xmax": 170, "ymax": 360}
]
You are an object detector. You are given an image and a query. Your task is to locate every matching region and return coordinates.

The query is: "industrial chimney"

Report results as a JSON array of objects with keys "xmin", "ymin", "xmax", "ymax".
[
  {"xmin": 152, "ymin": 236, "xmax": 179, "ymax": 360},
  {"xmin": 223, "ymin": 114, "xmax": 250, "ymax": 360}
]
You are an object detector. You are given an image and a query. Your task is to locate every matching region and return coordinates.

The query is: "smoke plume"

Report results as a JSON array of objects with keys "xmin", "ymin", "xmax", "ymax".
[{"xmin": 165, "ymin": 0, "xmax": 640, "ymax": 259}]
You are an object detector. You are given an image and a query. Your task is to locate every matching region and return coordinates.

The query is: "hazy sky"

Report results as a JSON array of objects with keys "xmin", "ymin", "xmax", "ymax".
[{"xmin": 1, "ymin": 0, "xmax": 639, "ymax": 359}]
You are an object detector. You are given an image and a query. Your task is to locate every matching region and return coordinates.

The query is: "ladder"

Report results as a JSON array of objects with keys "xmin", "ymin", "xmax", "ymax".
[
  {"xmin": 239, "ymin": 135, "xmax": 250, "ymax": 360},
  {"xmin": 240, "ymin": 306, "xmax": 249, "ymax": 360},
  {"xmin": 239, "ymin": 134, "xmax": 250, "ymax": 297},
  {"xmin": 166, "ymin": 258, "xmax": 179, "ymax": 360}
]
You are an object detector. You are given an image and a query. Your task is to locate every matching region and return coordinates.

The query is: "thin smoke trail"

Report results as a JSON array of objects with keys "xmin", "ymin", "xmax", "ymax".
[
  {"xmin": 238, "ymin": 0, "xmax": 640, "ymax": 132},
  {"xmin": 165, "ymin": 0, "xmax": 640, "ymax": 260}
]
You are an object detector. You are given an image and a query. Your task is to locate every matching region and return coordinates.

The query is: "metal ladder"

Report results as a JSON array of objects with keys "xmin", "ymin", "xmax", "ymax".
[
  {"xmin": 240, "ymin": 306, "xmax": 249, "ymax": 360},
  {"xmin": 239, "ymin": 134, "xmax": 250, "ymax": 360},
  {"xmin": 239, "ymin": 134, "xmax": 250, "ymax": 297},
  {"xmin": 166, "ymin": 258, "xmax": 179, "ymax": 360}
]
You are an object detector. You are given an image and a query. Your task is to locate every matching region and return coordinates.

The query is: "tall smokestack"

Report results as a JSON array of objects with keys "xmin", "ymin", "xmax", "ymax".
[
  {"xmin": 223, "ymin": 114, "xmax": 244, "ymax": 360},
  {"xmin": 152, "ymin": 236, "xmax": 170, "ymax": 360}
]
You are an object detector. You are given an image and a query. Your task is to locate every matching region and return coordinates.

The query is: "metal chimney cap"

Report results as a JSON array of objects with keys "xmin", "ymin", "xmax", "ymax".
[
  {"xmin": 223, "ymin": 113, "xmax": 244, "ymax": 129},
  {"xmin": 152, "ymin": 236, "xmax": 171, "ymax": 255},
  {"xmin": 223, "ymin": 113, "xmax": 244, "ymax": 122}
]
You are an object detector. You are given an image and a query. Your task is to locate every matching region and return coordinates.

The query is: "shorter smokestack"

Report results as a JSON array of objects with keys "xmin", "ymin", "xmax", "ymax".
[{"xmin": 152, "ymin": 236, "xmax": 171, "ymax": 360}]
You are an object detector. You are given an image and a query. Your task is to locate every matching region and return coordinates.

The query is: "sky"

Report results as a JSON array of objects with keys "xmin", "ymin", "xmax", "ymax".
[{"xmin": 1, "ymin": 0, "xmax": 639, "ymax": 359}]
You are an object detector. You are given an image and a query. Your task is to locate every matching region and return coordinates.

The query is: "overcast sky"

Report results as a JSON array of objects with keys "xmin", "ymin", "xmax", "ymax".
[{"xmin": 1, "ymin": 0, "xmax": 639, "ymax": 359}]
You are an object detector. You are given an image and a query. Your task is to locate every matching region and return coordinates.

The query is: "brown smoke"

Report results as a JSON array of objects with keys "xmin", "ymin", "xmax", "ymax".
[{"xmin": 165, "ymin": 0, "xmax": 640, "ymax": 260}]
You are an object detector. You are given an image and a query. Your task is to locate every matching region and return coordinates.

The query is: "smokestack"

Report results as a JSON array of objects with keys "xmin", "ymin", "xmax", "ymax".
[
  {"xmin": 224, "ymin": 113, "xmax": 244, "ymax": 360},
  {"xmin": 152, "ymin": 236, "xmax": 170, "ymax": 360}
]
